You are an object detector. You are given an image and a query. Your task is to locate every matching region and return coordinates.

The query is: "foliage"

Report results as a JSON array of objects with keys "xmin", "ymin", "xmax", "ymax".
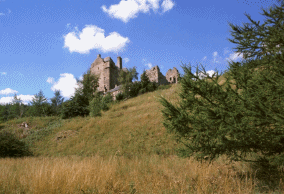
[
  {"xmin": 157, "ymin": 84, "xmax": 171, "ymax": 91},
  {"xmin": 159, "ymin": 1, "xmax": 284, "ymax": 167},
  {"xmin": 27, "ymin": 90, "xmax": 52, "ymax": 117},
  {"xmin": 89, "ymin": 92, "xmax": 103, "ymax": 117},
  {"xmin": 0, "ymin": 130, "xmax": 33, "ymax": 158},
  {"xmin": 129, "ymin": 81, "xmax": 142, "ymax": 98},
  {"xmin": 118, "ymin": 67, "xmax": 139, "ymax": 98},
  {"xmin": 101, "ymin": 93, "xmax": 113, "ymax": 111},
  {"xmin": 60, "ymin": 93, "xmax": 90, "ymax": 119},
  {"xmin": 140, "ymin": 70, "xmax": 150, "ymax": 89},
  {"xmin": 61, "ymin": 70, "xmax": 99, "ymax": 119},
  {"xmin": 50, "ymin": 90, "xmax": 64, "ymax": 116},
  {"xmin": 115, "ymin": 92, "xmax": 125, "ymax": 101}
]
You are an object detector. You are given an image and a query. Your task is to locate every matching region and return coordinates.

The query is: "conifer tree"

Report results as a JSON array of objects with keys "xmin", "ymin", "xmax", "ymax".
[
  {"xmin": 50, "ymin": 90, "xmax": 64, "ymax": 115},
  {"xmin": 159, "ymin": 0, "xmax": 284, "ymax": 166}
]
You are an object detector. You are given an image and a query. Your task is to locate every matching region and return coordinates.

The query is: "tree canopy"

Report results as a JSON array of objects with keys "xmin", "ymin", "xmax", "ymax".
[{"xmin": 159, "ymin": 0, "xmax": 284, "ymax": 167}]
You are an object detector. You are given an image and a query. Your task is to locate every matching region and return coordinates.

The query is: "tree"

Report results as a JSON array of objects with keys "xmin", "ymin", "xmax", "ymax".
[
  {"xmin": 61, "ymin": 69, "xmax": 99, "ymax": 119},
  {"xmin": 118, "ymin": 67, "xmax": 139, "ymax": 98},
  {"xmin": 159, "ymin": 0, "xmax": 284, "ymax": 167},
  {"xmin": 50, "ymin": 90, "xmax": 64, "ymax": 116},
  {"xmin": 75, "ymin": 69, "xmax": 99, "ymax": 103},
  {"xmin": 10, "ymin": 94, "xmax": 24, "ymax": 119},
  {"xmin": 28, "ymin": 90, "xmax": 50, "ymax": 117},
  {"xmin": 140, "ymin": 69, "xmax": 150, "ymax": 89}
]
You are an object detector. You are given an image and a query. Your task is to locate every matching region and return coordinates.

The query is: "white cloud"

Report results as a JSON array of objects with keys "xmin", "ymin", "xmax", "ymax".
[
  {"xmin": 202, "ymin": 56, "xmax": 207, "ymax": 61},
  {"xmin": 63, "ymin": 25, "xmax": 130, "ymax": 54},
  {"xmin": 225, "ymin": 52, "xmax": 244, "ymax": 62},
  {"xmin": 161, "ymin": 0, "xmax": 175, "ymax": 13},
  {"xmin": 101, "ymin": 0, "xmax": 175, "ymax": 23},
  {"xmin": 0, "ymin": 72, "xmax": 7, "ymax": 75},
  {"xmin": 123, "ymin": 57, "xmax": 130, "ymax": 63},
  {"xmin": 145, "ymin": 63, "xmax": 152, "ymax": 68},
  {"xmin": 47, "ymin": 77, "xmax": 55, "ymax": 84},
  {"xmin": 0, "ymin": 13, "xmax": 4, "ymax": 16},
  {"xmin": 194, "ymin": 70, "xmax": 217, "ymax": 80},
  {"xmin": 0, "ymin": 94, "xmax": 34, "ymax": 105},
  {"xmin": 50, "ymin": 73, "xmax": 79, "ymax": 98},
  {"xmin": 0, "ymin": 88, "xmax": 18, "ymax": 95}
]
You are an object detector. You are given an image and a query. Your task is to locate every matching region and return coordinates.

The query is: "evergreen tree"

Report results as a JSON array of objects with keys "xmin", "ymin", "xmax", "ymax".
[
  {"xmin": 159, "ymin": 0, "xmax": 284, "ymax": 167},
  {"xmin": 50, "ymin": 90, "xmax": 64, "ymax": 116},
  {"xmin": 28, "ymin": 90, "xmax": 49, "ymax": 117},
  {"xmin": 61, "ymin": 69, "xmax": 99, "ymax": 119},
  {"xmin": 10, "ymin": 94, "xmax": 24, "ymax": 119},
  {"xmin": 140, "ymin": 69, "xmax": 150, "ymax": 89}
]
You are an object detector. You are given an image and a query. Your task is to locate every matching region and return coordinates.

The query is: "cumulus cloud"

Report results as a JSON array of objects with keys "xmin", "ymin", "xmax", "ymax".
[
  {"xmin": 0, "ymin": 88, "xmax": 18, "ymax": 95},
  {"xmin": 101, "ymin": 0, "xmax": 175, "ymax": 23},
  {"xmin": 145, "ymin": 63, "xmax": 153, "ymax": 69},
  {"xmin": 63, "ymin": 25, "xmax": 130, "ymax": 54},
  {"xmin": 0, "ymin": 88, "xmax": 35, "ymax": 105},
  {"xmin": 47, "ymin": 77, "xmax": 55, "ymax": 84},
  {"xmin": 0, "ymin": 72, "xmax": 7, "ymax": 75},
  {"xmin": 123, "ymin": 57, "xmax": 130, "ymax": 63},
  {"xmin": 225, "ymin": 52, "xmax": 244, "ymax": 62},
  {"xmin": 161, "ymin": 0, "xmax": 175, "ymax": 13},
  {"xmin": 194, "ymin": 70, "xmax": 217, "ymax": 80},
  {"xmin": 50, "ymin": 73, "xmax": 79, "ymax": 98}
]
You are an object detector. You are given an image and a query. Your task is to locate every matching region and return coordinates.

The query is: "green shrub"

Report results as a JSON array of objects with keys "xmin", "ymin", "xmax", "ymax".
[
  {"xmin": 101, "ymin": 93, "xmax": 113, "ymax": 111},
  {"xmin": 116, "ymin": 92, "xmax": 125, "ymax": 101},
  {"xmin": 89, "ymin": 93, "xmax": 103, "ymax": 117},
  {"xmin": 60, "ymin": 94, "xmax": 90, "ymax": 119},
  {"xmin": 0, "ymin": 130, "xmax": 33, "ymax": 158},
  {"xmin": 158, "ymin": 84, "xmax": 171, "ymax": 90}
]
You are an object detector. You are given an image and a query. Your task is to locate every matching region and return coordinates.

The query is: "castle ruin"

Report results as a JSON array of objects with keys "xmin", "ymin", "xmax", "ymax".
[{"xmin": 90, "ymin": 54, "xmax": 180, "ymax": 94}]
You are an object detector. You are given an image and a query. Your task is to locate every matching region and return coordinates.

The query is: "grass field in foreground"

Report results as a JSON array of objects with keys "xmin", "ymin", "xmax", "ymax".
[{"xmin": 1, "ymin": 71, "xmax": 283, "ymax": 193}]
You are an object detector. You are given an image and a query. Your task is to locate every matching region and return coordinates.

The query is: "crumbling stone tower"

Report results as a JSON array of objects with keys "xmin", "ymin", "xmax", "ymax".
[
  {"xmin": 145, "ymin": 66, "xmax": 169, "ymax": 85},
  {"xmin": 166, "ymin": 67, "xmax": 180, "ymax": 83},
  {"xmin": 90, "ymin": 54, "xmax": 122, "ymax": 92}
]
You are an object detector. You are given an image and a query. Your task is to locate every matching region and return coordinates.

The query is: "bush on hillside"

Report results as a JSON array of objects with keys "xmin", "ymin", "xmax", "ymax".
[
  {"xmin": 0, "ymin": 130, "xmax": 33, "ymax": 158},
  {"xmin": 101, "ymin": 93, "xmax": 113, "ymax": 111},
  {"xmin": 89, "ymin": 93, "xmax": 103, "ymax": 117},
  {"xmin": 158, "ymin": 84, "xmax": 171, "ymax": 90},
  {"xmin": 115, "ymin": 92, "xmax": 125, "ymax": 101},
  {"xmin": 60, "ymin": 94, "xmax": 90, "ymax": 119}
]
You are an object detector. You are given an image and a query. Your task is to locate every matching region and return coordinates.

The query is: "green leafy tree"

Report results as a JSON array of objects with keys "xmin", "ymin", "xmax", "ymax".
[
  {"xmin": 159, "ymin": 0, "xmax": 284, "ymax": 168},
  {"xmin": 118, "ymin": 67, "xmax": 139, "ymax": 98}
]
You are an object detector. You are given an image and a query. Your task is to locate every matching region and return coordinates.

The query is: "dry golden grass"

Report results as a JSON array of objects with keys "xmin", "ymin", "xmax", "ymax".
[
  {"xmin": 1, "ymin": 154, "xmax": 278, "ymax": 194},
  {"xmin": 1, "ymin": 71, "xmax": 283, "ymax": 193}
]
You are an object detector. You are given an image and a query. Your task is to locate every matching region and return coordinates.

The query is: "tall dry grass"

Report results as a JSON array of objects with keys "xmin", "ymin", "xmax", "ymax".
[
  {"xmin": 1, "ymin": 74, "xmax": 284, "ymax": 193},
  {"xmin": 1, "ymin": 154, "xmax": 278, "ymax": 194}
]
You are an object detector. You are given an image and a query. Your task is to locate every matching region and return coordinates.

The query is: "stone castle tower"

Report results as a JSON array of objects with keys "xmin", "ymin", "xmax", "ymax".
[
  {"xmin": 90, "ymin": 54, "xmax": 125, "ymax": 92},
  {"xmin": 90, "ymin": 54, "xmax": 180, "ymax": 94}
]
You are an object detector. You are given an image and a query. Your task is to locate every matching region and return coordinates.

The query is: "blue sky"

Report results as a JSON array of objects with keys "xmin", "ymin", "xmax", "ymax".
[{"xmin": 0, "ymin": 0, "xmax": 281, "ymax": 105}]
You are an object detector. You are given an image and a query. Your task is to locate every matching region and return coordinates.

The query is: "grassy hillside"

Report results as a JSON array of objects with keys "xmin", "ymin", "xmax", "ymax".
[{"xmin": 1, "ymin": 71, "xmax": 283, "ymax": 193}]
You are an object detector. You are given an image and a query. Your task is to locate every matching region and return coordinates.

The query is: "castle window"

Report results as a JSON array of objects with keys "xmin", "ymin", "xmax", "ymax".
[
  {"xmin": 170, "ymin": 77, "xmax": 172, "ymax": 81},
  {"xmin": 98, "ymin": 67, "xmax": 99, "ymax": 70},
  {"xmin": 104, "ymin": 77, "xmax": 106, "ymax": 81}
]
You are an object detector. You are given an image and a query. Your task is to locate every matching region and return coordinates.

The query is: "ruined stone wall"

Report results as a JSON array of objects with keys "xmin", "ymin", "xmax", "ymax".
[
  {"xmin": 90, "ymin": 54, "xmax": 122, "ymax": 93},
  {"xmin": 145, "ymin": 66, "xmax": 169, "ymax": 85},
  {"xmin": 166, "ymin": 67, "xmax": 180, "ymax": 84}
]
